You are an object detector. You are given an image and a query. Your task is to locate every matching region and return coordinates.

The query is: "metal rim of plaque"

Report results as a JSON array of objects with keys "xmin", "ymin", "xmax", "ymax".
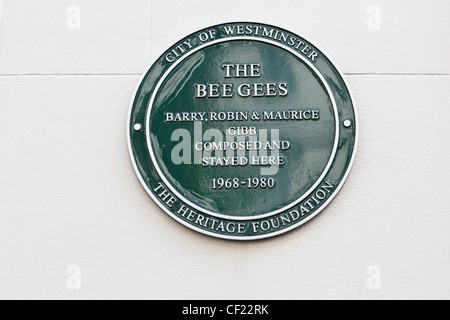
[{"xmin": 128, "ymin": 22, "xmax": 358, "ymax": 241}]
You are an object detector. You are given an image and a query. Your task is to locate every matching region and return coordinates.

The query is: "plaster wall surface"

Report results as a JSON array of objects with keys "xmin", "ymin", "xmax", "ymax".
[{"xmin": 1, "ymin": 0, "xmax": 449, "ymax": 299}]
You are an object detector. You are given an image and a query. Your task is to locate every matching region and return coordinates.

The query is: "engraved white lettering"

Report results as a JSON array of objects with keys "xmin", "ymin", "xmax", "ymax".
[
  {"xmin": 195, "ymin": 63, "xmax": 288, "ymax": 98},
  {"xmin": 153, "ymin": 183, "xmax": 177, "ymax": 208},
  {"xmin": 221, "ymin": 24, "xmax": 319, "ymax": 62},
  {"xmin": 165, "ymin": 38, "xmax": 194, "ymax": 63}
]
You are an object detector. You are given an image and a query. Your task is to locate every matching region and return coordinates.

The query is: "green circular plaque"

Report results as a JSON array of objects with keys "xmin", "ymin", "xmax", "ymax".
[{"xmin": 128, "ymin": 22, "xmax": 358, "ymax": 240}]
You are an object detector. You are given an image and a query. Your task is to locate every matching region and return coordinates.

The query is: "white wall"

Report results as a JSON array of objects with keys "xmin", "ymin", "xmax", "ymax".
[{"xmin": 1, "ymin": 0, "xmax": 449, "ymax": 300}]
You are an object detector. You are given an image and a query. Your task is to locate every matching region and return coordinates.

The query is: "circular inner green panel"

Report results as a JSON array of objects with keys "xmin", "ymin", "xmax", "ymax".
[{"xmin": 149, "ymin": 40, "xmax": 336, "ymax": 218}]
